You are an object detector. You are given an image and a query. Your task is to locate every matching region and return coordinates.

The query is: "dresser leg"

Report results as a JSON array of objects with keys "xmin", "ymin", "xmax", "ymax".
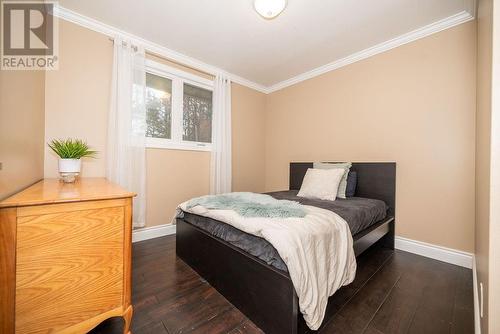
[{"xmin": 123, "ymin": 305, "xmax": 133, "ymax": 334}]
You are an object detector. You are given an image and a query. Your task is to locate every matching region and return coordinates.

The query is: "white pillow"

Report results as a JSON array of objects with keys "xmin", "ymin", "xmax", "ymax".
[
  {"xmin": 313, "ymin": 162, "xmax": 352, "ymax": 199},
  {"xmin": 297, "ymin": 168, "xmax": 345, "ymax": 201}
]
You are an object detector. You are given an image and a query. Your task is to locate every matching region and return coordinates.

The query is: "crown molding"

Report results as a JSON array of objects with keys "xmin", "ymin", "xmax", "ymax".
[
  {"xmin": 54, "ymin": 1, "xmax": 475, "ymax": 95},
  {"xmin": 267, "ymin": 6, "xmax": 475, "ymax": 93},
  {"xmin": 52, "ymin": 6, "xmax": 270, "ymax": 94}
]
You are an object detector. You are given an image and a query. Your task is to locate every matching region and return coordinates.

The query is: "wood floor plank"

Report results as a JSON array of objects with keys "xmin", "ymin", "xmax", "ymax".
[
  {"xmin": 450, "ymin": 268, "xmax": 474, "ymax": 334},
  {"xmin": 350, "ymin": 245, "xmax": 395, "ymax": 290},
  {"xmin": 228, "ymin": 320, "xmax": 265, "ymax": 334},
  {"xmin": 187, "ymin": 308, "xmax": 246, "ymax": 334},
  {"xmin": 367, "ymin": 253, "xmax": 435, "ymax": 333},
  {"xmin": 406, "ymin": 260, "xmax": 463, "ymax": 334},
  {"xmin": 320, "ymin": 256, "xmax": 402, "ymax": 333},
  {"xmin": 155, "ymin": 283, "xmax": 234, "ymax": 333},
  {"xmin": 313, "ymin": 245, "xmax": 395, "ymax": 332},
  {"xmin": 362, "ymin": 326, "xmax": 385, "ymax": 334},
  {"xmin": 88, "ymin": 236, "xmax": 473, "ymax": 334},
  {"xmin": 367, "ymin": 286, "xmax": 421, "ymax": 334},
  {"xmin": 134, "ymin": 321, "xmax": 170, "ymax": 334}
]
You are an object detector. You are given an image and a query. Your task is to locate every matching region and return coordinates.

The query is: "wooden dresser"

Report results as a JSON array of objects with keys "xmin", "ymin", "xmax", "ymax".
[{"xmin": 0, "ymin": 178, "xmax": 135, "ymax": 334}]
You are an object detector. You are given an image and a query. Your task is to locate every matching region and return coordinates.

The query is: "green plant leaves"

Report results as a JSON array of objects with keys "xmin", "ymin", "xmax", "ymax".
[{"xmin": 48, "ymin": 138, "xmax": 97, "ymax": 159}]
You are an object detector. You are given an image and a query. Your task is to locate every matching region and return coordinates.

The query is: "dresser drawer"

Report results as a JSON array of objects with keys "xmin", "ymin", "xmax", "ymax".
[{"xmin": 16, "ymin": 205, "xmax": 125, "ymax": 334}]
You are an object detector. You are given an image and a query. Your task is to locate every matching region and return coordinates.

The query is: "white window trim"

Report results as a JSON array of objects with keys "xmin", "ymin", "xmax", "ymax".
[
  {"xmin": 145, "ymin": 137, "xmax": 212, "ymax": 152},
  {"xmin": 145, "ymin": 59, "xmax": 214, "ymax": 152}
]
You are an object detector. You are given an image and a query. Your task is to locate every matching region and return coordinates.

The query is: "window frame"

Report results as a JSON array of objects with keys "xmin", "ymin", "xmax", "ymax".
[{"xmin": 145, "ymin": 59, "xmax": 214, "ymax": 152}]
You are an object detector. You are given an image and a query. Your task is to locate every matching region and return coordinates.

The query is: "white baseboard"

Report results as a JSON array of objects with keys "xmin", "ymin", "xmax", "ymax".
[
  {"xmin": 472, "ymin": 256, "xmax": 481, "ymax": 334},
  {"xmin": 132, "ymin": 224, "xmax": 176, "ymax": 243},
  {"xmin": 395, "ymin": 236, "xmax": 473, "ymax": 269}
]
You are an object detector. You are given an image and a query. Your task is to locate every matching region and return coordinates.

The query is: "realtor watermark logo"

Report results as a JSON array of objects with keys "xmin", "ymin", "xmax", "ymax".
[{"xmin": 1, "ymin": 1, "xmax": 59, "ymax": 70}]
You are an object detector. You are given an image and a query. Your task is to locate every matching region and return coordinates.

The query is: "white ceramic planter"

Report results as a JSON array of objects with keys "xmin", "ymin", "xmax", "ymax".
[
  {"xmin": 58, "ymin": 159, "xmax": 81, "ymax": 183},
  {"xmin": 58, "ymin": 158, "xmax": 81, "ymax": 173}
]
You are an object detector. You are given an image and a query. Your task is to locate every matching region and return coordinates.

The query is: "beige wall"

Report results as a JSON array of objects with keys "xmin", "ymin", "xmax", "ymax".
[
  {"xmin": 489, "ymin": 0, "xmax": 500, "ymax": 330},
  {"xmin": 0, "ymin": 70, "xmax": 45, "ymax": 200},
  {"xmin": 476, "ymin": 0, "xmax": 493, "ymax": 331},
  {"xmin": 44, "ymin": 19, "xmax": 112, "ymax": 178},
  {"xmin": 232, "ymin": 83, "xmax": 267, "ymax": 192},
  {"xmin": 146, "ymin": 149, "xmax": 211, "ymax": 227},
  {"xmin": 476, "ymin": 0, "xmax": 500, "ymax": 332},
  {"xmin": 265, "ymin": 22, "xmax": 477, "ymax": 252},
  {"xmin": 44, "ymin": 20, "xmax": 267, "ymax": 227}
]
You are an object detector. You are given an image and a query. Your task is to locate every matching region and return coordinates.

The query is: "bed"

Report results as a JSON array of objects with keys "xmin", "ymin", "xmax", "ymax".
[{"xmin": 176, "ymin": 162, "xmax": 396, "ymax": 334}]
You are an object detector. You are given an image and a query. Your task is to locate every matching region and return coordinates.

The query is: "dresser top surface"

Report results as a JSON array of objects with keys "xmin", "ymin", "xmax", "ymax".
[{"xmin": 0, "ymin": 178, "xmax": 136, "ymax": 208}]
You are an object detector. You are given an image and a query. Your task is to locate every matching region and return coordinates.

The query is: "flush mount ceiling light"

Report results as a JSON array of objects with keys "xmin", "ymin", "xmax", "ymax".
[{"xmin": 254, "ymin": 0, "xmax": 287, "ymax": 19}]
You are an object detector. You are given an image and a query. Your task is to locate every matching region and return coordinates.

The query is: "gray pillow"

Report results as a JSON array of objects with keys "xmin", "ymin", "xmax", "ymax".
[
  {"xmin": 345, "ymin": 171, "xmax": 357, "ymax": 197},
  {"xmin": 313, "ymin": 162, "xmax": 352, "ymax": 199}
]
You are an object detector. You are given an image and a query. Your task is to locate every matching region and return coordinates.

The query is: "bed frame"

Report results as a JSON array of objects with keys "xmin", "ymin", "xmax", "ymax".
[{"xmin": 176, "ymin": 162, "xmax": 396, "ymax": 334}]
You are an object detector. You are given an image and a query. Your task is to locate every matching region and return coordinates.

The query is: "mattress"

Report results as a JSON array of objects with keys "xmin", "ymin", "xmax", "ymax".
[
  {"xmin": 268, "ymin": 190, "xmax": 387, "ymax": 235},
  {"xmin": 181, "ymin": 191, "xmax": 387, "ymax": 272}
]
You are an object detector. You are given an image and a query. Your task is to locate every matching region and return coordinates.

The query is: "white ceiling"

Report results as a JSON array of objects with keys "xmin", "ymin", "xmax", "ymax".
[{"xmin": 58, "ymin": 0, "xmax": 472, "ymax": 88}]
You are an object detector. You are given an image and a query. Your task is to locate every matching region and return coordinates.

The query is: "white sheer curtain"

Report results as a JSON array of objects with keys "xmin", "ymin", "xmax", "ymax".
[
  {"xmin": 210, "ymin": 75, "xmax": 232, "ymax": 194},
  {"xmin": 107, "ymin": 37, "xmax": 147, "ymax": 228}
]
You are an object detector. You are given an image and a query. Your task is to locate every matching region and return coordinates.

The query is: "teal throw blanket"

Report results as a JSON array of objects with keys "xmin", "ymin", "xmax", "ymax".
[{"xmin": 186, "ymin": 192, "xmax": 306, "ymax": 219}]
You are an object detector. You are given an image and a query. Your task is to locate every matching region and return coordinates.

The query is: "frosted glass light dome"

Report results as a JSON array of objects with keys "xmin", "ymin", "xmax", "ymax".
[{"xmin": 254, "ymin": 0, "xmax": 287, "ymax": 19}]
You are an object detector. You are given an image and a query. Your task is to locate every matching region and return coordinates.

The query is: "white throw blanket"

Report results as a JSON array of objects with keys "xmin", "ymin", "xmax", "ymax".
[{"xmin": 177, "ymin": 200, "xmax": 357, "ymax": 330}]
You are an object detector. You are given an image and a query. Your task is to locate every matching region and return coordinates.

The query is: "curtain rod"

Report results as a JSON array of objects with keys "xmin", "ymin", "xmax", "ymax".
[{"xmin": 108, "ymin": 37, "xmax": 215, "ymax": 79}]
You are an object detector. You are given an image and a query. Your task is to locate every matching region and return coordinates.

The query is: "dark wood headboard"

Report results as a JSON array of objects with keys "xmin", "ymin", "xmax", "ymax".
[{"xmin": 289, "ymin": 162, "xmax": 396, "ymax": 217}]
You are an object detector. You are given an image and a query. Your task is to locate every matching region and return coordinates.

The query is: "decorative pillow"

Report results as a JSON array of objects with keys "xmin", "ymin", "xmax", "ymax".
[
  {"xmin": 345, "ymin": 171, "xmax": 357, "ymax": 197},
  {"xmin": 297, "ymin": 168, "xmax": 345, "ymax": 201},
  {"xmin": 313, "ymin": 162, "xmax": 352, "ymax": 199}
]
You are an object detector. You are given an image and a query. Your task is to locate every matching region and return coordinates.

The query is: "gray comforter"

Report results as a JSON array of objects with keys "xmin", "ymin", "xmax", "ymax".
[{"xmin": 181, "ymin": 190, "xmax": 387, "ymax": 272}]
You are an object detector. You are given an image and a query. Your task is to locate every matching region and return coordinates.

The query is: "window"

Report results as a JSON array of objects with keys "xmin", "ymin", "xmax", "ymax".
[
  {"xmin": 146, "ymin": 73, "xmax": 172, "ymax": 139},
  {"xmin": 145, "ymin": 60, "xmax": 213, "ymax": 151},
  {"xmin": 183, "ymin": 83, "xmax": 212, "ymax": 143}
]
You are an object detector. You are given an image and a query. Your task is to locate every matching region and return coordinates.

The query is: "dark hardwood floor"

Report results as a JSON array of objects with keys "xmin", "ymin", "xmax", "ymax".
[{"xmin": 90, "ymin": 235, "xmax": 474, "ymax": 334}]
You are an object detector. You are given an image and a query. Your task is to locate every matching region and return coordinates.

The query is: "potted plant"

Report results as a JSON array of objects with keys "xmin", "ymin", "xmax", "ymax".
[{"xmin": 48, "ymin": 138, "xmax": 97, "ymax": 183}]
